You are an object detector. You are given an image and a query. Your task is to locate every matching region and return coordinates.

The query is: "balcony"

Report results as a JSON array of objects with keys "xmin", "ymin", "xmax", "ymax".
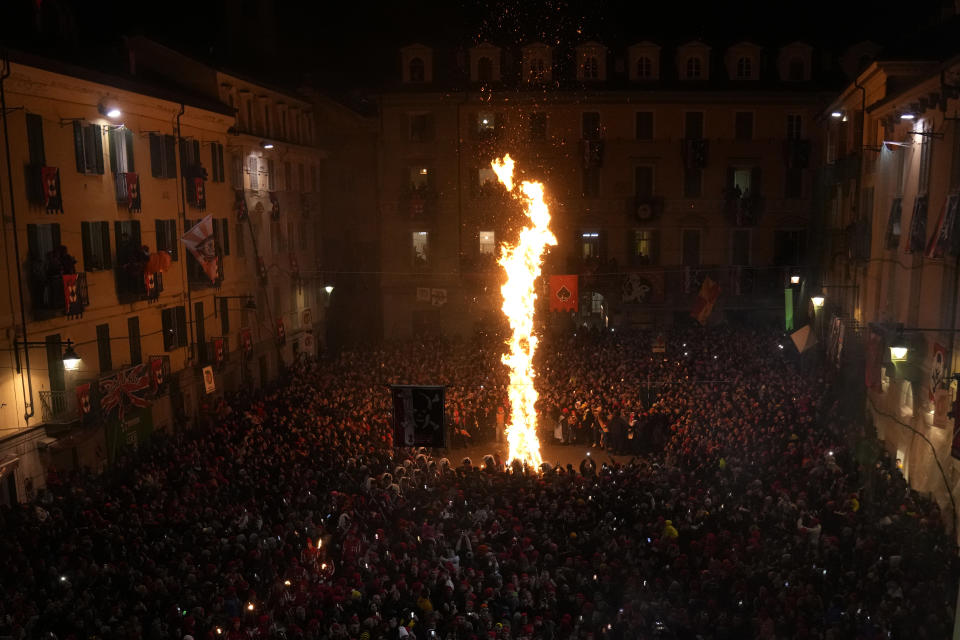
[
  {"xmin": 399, "ymin": 188, "xmax": 438, "ymax": 221},
  {"xmin": 115, "ymin": 267, "xmax": 163, "ymax": 304},
  {"xmin": 723, "ymin": 194, "xmax": 763, "ymax": 226},
  {"xmin": 30, "ymin": 272, "xmax": 89, "ymax": 321},
  {"xmin": 39, "ymin": 390, "xmax": 79, "ymax": 425}
]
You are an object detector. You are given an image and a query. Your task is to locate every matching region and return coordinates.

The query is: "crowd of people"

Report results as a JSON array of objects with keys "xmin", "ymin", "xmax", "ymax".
[{"xmin": 0, "ymin": 327, "xmax": 956, "ymax": 640}]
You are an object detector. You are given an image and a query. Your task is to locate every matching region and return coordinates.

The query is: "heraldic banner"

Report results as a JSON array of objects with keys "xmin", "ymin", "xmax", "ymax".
[
  {"xmin": 391, "ymin": 385, "xmax": 446, "ymax": 448},
  {"xmin": 690, "ymin": 277, "xmax": 721, "ymax": 326},
  {"xmin": 181, "ymin": 215, "xmax": 219, "ymax": 283},
  {"xmin": 549, "ymin": 275, "xmax": 578, "ymax": 312}
]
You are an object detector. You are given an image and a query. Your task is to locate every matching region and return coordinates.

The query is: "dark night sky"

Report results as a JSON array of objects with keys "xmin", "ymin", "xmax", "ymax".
[{"xmin": 0, "ymin": 0, "xmax": 953, "ymax": 89}]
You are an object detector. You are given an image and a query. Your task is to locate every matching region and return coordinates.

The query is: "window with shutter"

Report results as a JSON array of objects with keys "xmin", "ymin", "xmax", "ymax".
[
  {"xmin": 164, "ymin": 135, "xmax": 177, "ymax": 177},
  {"xmin": 26, "ymin": 113, "xmax": 45, "ymax": 165},
  {"xmin": 96, "ymin": 323, "xmax": 112, "ymax": 373},
  {"xmin": 128, "ymin": 316, "xmax": 142, "ymax": 365},
  {"xmin": 26, "ymin": 223, "xmax": 61, "ymax": 267},
  {"xmin": 108, "ymin": 127, "xmax": 135, "ymax": 173},
  {"xmin": 73, "ymin": 122, "xmax": 104, "ymax": 174},
  {"xmin": 81, "ymin": 221, "xmax": 112, "ymax": 271},
  {"xmin": 247, "ymin": 156, "xmax": 259, "ymax": 190},
  {"xmin": 155, "ymin": 219, "xmax": 179, "ymax": 261}
]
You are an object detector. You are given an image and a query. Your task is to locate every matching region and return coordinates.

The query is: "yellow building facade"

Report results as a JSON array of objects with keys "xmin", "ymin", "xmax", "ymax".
[{"xmin": 0, "ymin": 46, "xmax": 328, "ymax": 504}]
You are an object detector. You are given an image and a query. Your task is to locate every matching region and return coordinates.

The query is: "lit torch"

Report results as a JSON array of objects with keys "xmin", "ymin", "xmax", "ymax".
[{"xmin": 492, "ymin": 154, "xmax": 555, "ymax": 469}]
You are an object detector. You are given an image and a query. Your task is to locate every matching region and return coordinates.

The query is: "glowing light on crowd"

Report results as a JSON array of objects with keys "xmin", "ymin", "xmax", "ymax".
[{"xmin": 492, "ymin": 154, "xmax": 556, "ymax": 469}]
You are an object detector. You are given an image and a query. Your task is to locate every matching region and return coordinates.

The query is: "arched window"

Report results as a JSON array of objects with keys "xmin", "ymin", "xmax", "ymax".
[
  {"xmin": 477, "ymin": 57, "xmax": 493, "ymax": 82},
  {"xmin": 686, "ymin": 57, "xmax": 702, "ymax": 79},
  {"xmin": 636, "ymin": 56, "xmax": 652, "ymax": 79},
  {"xmin": 409, "ymin": 57, "xmax": 425, "ymax": 82},
  {"xmin": 736, "ymin": 56, "xmax": 752, "ymax": 79},
  {"xmin": 583, "ymin": 56, "xmax": 599, "ymax": 80},
  {"xmin": 787, "ymin": 58, "xmax": 805, "ymax": 81}
]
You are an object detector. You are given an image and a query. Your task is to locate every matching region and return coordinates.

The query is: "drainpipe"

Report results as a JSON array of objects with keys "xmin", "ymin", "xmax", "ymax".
[{"xmin": 0, "ymin": 51, "xmax": 34, "ymax": 420}]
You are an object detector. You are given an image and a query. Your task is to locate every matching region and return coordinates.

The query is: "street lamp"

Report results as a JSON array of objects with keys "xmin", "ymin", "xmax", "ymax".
[
  {"xmin": 14, "ymin": 339, "xmax": 81, "ymax": 373},
  {"xmin": 790, "ymin": 275, "xmax": 800, "ymax": 285},
  {"xmin": 887, "ymin": 324, "xmax": 960, "ymax": 361},
  {"xmin": 811, "ymin": 295, "xmax": 824, "ymax": 308},
  {"xmin": 324, "ymin": 285, "xmax": 334, "ymax": 294}
]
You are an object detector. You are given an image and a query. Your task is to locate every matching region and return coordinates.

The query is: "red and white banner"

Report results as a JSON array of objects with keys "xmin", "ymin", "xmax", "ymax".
[
  {"xmin": 62, "ymin": 273, "xmax": 85, "ymax": 318},
  {"xmin": 126, "ymin": 172, "xmax": 141, "ymax": 212},
  {"xmin": 181, "ymin": 215, "xmax": 219, "ymax": 283},
  {"xmin": 549, "ymin": 275, "xmax": 578, "ymax": 312},
  {"xmin": 240, "ymin": 327, "xmax": 253, "ymax": 357},
  {"xmin": 213, "ymin": 337, "xmax": 225, "ymax": 364},
  {"xmin": 41, "ymin": 166, "xmax": 63, "ymax": 213},
  {"xmin": 150, "ymin": 357, "xmax": 165, "ymax": 390},
  {"xmin": 76, "ymin": 383, "xmax": 92, "ymax": 415},
  {"xmin": 193, "ymin": 177, "xmax": 206, "ymax": 211}
]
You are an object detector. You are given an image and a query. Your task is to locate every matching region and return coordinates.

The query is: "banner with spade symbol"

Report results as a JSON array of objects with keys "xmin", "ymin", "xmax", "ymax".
[{"xmin": 549, "ymin": 275, "xmax": 578, "ymax": 312}]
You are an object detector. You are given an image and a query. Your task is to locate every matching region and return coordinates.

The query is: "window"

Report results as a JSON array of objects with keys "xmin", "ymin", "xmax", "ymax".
[
  {"xmin": 244, "ymin": 98, "xmax": 254, "ymax": 132},
  {"xmin": 787, "ymin": 58, "xmax": 805, "ymax": 81},
  {"xmin": 230, "ymin": 153, "xmax": 242, "ymax": 188},
  {"xmin": 96, "ymin": 323, "xmax": 112, "ymax": 373},
  {"xmin": 236, "ymin": 222, "xmax": 246, "ymax": 257},
  {"xmin": 45, "ymin": 334, "xmax": 65, "ymax": 394},
  {"xmin": 149, "ymin": 134, "xmax": 177, "ymax": 179},
  {"xmin": 477, "ymin": 57, "xmax": 493, "ymax": 82},
  {"xmin": 246, "ymin": 156, "xmax": 259, "ymax": 190},
  {"xmin": 683, "ymin": 168, "xmax": 702, "ymax": 198},
  {"xmin": 26, "ymin": 223, "xmax": 61, "ymax": 270},
  {"xmin": 128, "ymin": 316, "xmax": 142, "ymax": 365},
  {"xmin": 73, "ymin": 122, "xmax": 104, "ymax": 174},
  {"xmin": 210, "ymin": 142, "xmax": 226, "ymax": 182},
  {"xmin": 114, "ymin": 221, "xmax": 143, "ymax": 295},
  {"xmin": 685, "ymin": 57, "xmax": 702, "ymax": 79},
  {"xmin": 582, "ymin": 112, "xmax": 601, "ymax": 139},
  {"xmin": 581, "ymin": 232, "xmax": 600, "ymax": 259},
  {"xmin": 734, "ymin": 112, "xmax": 754, "ymax": 140},
  {"xmin": 636, "ymin": 56, "xmax": 653, "ymax": 79},
  {"xmin": 527, "ymin": 57, "xmax": 547, "ymax": 83},
  {"xmin": 108, "ymin": 127, "xmax": 135, "ymax": 174},
  {"xmin": 267, "ymin": 159, "xmax": 276, "ymax": 191},
  {"xmin": 682, "ymin": 230, "xmax": 701, "ymax": 266},
  {"xmin": 155, "ymin": 219, "xmax": 179, "ymax": 261},
  {"xmin": 786, "ymin": 115, "xmax": 802, "ymax": 140},
  {"xmin": 632, "ymin": 229, "xmax": 656, "ymax": 264},
  {"xmin": 409, "ymin": 166, "xmax": 430, "ymax": 190},
  {"xmin": 162, "ymin": 306, "xmax": 188, "ymax": 351},
  {"xmin": 582, "ymin": 56, "xmax": 599, "ymax": 80},
  {"xmin": 635, "ymin": 112, "xmax": 653, "ymax": 141},
  {"xmin": 684, "ymin": 112, "xmax": 704, "ymax": 139},
  {"xmin": 899, "ymin": 381, "xmax": 914, "ymax": 417},
  {"xmin": 477, "ymin": 112, "xmax": 498, "ymax": 137},
  {"xmin": 476, "ymin": 166, "xmax": 498, "ymax": 194},
  {"xmin": 582, "ymin": 167, "xmax": 600, "ymax": 198},
  {"xmin": 774, "ymin": 229, "xmax": 806, "ymax": 265},
  {"xmin": 81, "ymin": 221, "xmax": 112, "ymax": 271},
  {"xmin": 283, "ymin": 161, "xmax": 292, "ymax": 191},
  {"xmin": 263, "ymin": 104, "xmax": 271, "ymax": 137},
  {"xmin": 634, "ymin": 166, "xmax": 654, "ymax": 199},
  {"xmin": 412, "ymin": 231, "xmax": 429, "ymax": 266},
  {"xmin": 220, "ymin": 297, "xmax": 230, "ymax": 335},
  {"xmin": 528, "ymin": 112, "xmax": 547, "ymax": 141},
  {"xmin": 479, "ymin": 231, "xmax": 495, "ymax": 255},
  {"xmin": 785, "ymin": 168, "xmax": 803, "ymax": 199},
  {"xmin": 731, "ymin": 229, "xmax": 750, "ymax": 265},
  {"xmin": 195, "ymin": 302, "xmax": 206, "ymax": 363},
  {"xmin": 732, "ymin": 168, "xmax": 754, "ymax": 196},
  {"xmin": 213, "ymin": 218, "xmax": 230, "ymax": 256},
  {"xmin": 27, "ymin": 113, "xmax": 45, "ymax": 165},
  {"xmin": 410, "ymin": 58, "xmax": 425, "ymax": 82},
  {"xmin": 735, "ymin": 56, "xmax": 752, "ymax": 79}
]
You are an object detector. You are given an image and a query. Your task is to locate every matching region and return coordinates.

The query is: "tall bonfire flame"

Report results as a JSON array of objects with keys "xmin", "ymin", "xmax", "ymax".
[{"xmin": 491, "ymin": 155, "xmax": 556, "ymax": 469}]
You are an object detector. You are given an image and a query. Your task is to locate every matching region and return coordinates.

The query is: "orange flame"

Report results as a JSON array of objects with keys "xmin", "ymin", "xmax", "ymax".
[{"xmin": 492, "ymin": 154, "xmax": 555, "ymax": 469}]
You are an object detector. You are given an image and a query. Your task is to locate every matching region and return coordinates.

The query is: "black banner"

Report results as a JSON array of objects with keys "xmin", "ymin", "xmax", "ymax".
[{"xmin": 391, "ymin": 385, "xmax": 446, "ymax": 448}]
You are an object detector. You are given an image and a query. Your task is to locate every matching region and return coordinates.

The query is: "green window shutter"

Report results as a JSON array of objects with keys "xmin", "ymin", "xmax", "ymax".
[
  {"xmin": 164, "ymin": 135, "xmax": 177, "ymax": 178},
  {"xmin": 149, "ymin": 134, "xmax": 162, "ymax": 177},
  {"xmin": 108, "ymin": 127, "xmax": 119, "ymax": 174},
  {"xmin": 26, "ymin": 113, "xmax": 45, "ymax": 165},
  {"xmin": 93, "ymin": 125, "xmax": 104, "ymax": 174},
  {"xmin": 73, "ymin": 121, "xmax": 85, "ymax": 172},
  {"xmin": 125, "ymin": 128, "xmax": 135, "ymax": 173}
]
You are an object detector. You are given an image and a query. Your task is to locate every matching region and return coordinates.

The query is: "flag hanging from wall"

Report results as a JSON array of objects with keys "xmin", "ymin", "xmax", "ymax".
[
  {"xmin": 926, "ymin": 194, "xmax": 960, "ymax": 259},
  {"xmin": 181, "ymin": 215, "xmax": 219, "ymax": 283},
  {"xmin": 240, "ymin": 327, "xmax": 253, "ymax": 357},
  {"xmin": 62, "ymin": 272, "xmax": 87, "ymax": 318},
  {"xmin": 150, "ymin": 357, "xmax": 166, "ymax": 392},
  {"xmin": 391, "ymin": 385, "xmax": 446, "ymax": 448},
  {"xmin": 41, "ymin": 166, "xmax": 63, "ymax": 213},
  {"xmin": 213, "ymin": 337, "xmax": 226, "ymax": 365},
  {"xmin": 193, "ymin": 177, "xmax": 206, "ymax": 211},
  {"xmin": 126, "ymin": 172, "xmax": 141, "ymax": 213},
  {"xmin": 691, "ymin": 277, "xmax": 721, "ymax": 326},
  {"xmin": 549, "ymin": 275, "xmax": 578, "ymax": 312},
  {"xmin": 99, "ymin": 364, "xmax": 151, "ymax": 425},
  {"xmin": 76, "ymin": 383, "xmax": 92, "ymax": 416}
]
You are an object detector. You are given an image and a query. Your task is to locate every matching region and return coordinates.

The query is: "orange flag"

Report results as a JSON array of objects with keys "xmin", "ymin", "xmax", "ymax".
[
  {"xmin": 549, "ymin": 275, "xmax": 578, "ymax": 312},
  {"xmin": 691, "ymin": 277, "xmax": 721, "ymax": 325}
]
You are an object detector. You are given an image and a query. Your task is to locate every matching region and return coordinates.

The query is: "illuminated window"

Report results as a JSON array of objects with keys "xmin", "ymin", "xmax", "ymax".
[
  {"xmin": 685, "ymin": 57, "xmax": 702, "ymax": 79},
  {"xmin": 479, "ymin": 231, "xmax": 495, "ymax": 254},
  {"xmin": 477, "ymin": 112, "xmax": 497, "ymax": 137},
  {"xmin": 409, "ymin": 167, "xmax": 430, "ymax": 190},
  {"xmin": 477, "ymin": 166, "xmax": 497, "ymax": 191},
  {"xmin": 582, "ymin": 57, "xmax": 599, "ymax": 80},
  {"xmin": 581, "ymin": 232, "xmax": 600, "ymax": 259},
  {"xmin": 412, "ymin": 231, "xmax": 429, "ymax": 266},
  {"xmin": 632, "ymin": 230, "xmax": 653, "ymax": 263}
]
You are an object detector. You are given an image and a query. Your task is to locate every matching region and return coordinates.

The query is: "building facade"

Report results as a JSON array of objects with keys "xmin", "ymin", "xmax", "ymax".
[
  {"xmin": 0, "ymin": 44, "xmax": 329, "ymax": 504},
  {"xmin": 379, "ymin": 40, "xmax": 836, "ymax": 339},
  {"xmin": 819, "ymin": 49, "xmax": 960, "ymax": 526}
]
